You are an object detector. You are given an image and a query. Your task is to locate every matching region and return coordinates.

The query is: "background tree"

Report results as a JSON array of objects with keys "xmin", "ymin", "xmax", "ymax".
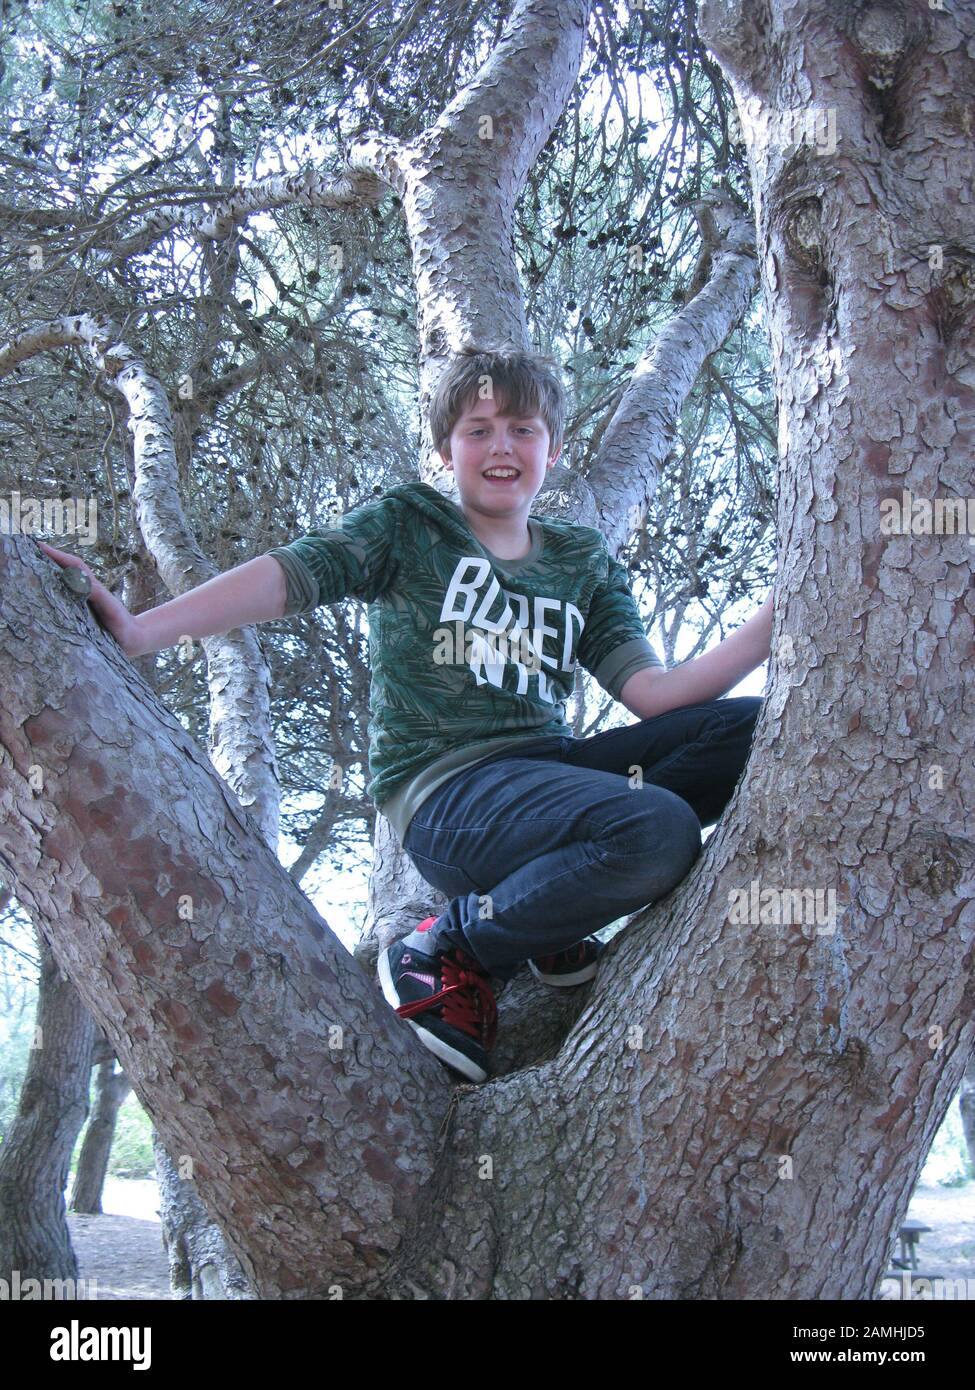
[
  {"xmin": 0, "ymin": 930, "xmax": 96, "ymax": 1287},
  {"xmin": 68, "ymin": 1038, "xmax": 131, "ymax": 1215}
]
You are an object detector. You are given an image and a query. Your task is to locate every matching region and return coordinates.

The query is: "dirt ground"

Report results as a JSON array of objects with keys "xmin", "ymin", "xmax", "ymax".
[
  {"xmin": 68, "ymin": 1212, "xmax": 171, "ymax": 1300},
  {"xmin": 68, "ymin": 1176, "xmax": 975, "ymax": 1301},
  {"xmin": 68, "ymin": 1176, "xmax": 170, "ymax": 1300}
]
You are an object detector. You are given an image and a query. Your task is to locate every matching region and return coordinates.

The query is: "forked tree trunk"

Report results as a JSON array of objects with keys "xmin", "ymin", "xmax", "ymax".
[
  {"xmin": 2, "ymin": 0, "xmax": 974, "ymax": 1300},
  {"xmin": 0, "ymin": 932, "xmax": 97, "ymax": 1285}
]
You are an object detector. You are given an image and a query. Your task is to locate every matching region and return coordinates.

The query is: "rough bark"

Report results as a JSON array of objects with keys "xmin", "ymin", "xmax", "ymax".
[
  {"xmin": 0, "ymin": 931, "xmax": 97, "ymax": 1285},
  {"xmin": 69, "ymin": 1044, "xmax": 131, "ymax": 1215},
  {"xmin": 153, "ymin": 1134, "xmax": 253, "ymax": 1300},
  {"xmin": 1, "ymin": 534, "xmax": 450, "ymax": 1297},
  {"xmin": 121, "ymin": 546, "xmax": 243, "ymax": 1291},
  {"xmin": 2, "ymin": 0, "xmax": 973, "ymax": 1301}
]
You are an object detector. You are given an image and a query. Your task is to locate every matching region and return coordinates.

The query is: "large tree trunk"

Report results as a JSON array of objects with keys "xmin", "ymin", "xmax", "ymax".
[
  {"xmin": 1, "ymin": 532, "xmax": 450, "ymax": 1297},
  {"xmin": 0, "ymin": 931, "xmax": 97, "ymax": 1285},
  {"xmin": 2, "ymin": 0, "xmax": 974, "ymax": 1301},
  {"xmin": 69, "ymin": 1041, "xmax": 131, "ymax": 1215}
]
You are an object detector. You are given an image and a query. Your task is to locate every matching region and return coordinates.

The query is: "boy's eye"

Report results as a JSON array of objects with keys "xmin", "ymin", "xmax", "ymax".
[{"xmin": 469, "ymin": 427, "xmax": 534, "ymax": 435}]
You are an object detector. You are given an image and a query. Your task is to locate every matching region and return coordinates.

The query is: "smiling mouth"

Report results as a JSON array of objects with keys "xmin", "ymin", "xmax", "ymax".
[{"xmin": 483, "ymin": 468, "xmax": 521, "ymax": 479}]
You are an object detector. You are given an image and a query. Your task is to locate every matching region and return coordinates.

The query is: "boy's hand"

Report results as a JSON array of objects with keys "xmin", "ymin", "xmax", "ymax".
[{"xmin": 35, "ymin": 540, "xmax": 145, "ymax": 659}]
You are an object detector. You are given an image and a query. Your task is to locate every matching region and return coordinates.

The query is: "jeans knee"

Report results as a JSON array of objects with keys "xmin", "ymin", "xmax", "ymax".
[
  {"xmin": 665, "ymin": 791, "xmax": 703, "ymax": 867},
  {"xmin": 595, "ymin": 786, "xmax": 701, "ymax": 875}
]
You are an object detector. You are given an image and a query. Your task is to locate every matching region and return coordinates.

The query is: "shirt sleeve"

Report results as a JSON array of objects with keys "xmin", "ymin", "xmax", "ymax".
[
  {"xmin": 576, "ymin": 545, "xmax": 664, "ymax": 701},
  {"xmin": 262, "ymin": 493, "xmax": 400, "ymax": 616}
]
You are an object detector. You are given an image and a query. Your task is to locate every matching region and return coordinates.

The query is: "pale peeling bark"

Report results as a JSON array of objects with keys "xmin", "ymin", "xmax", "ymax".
[
  {"xmin": 0, "ymin": 316, "xmax": 281, "ymax": 847},
  {"xmin": 106, "ymin": 164, "xmax": 386, "ymax": 268},
  {"xmin": 586, "ymin": 192, "xmax": 759, "ymax": 552},
  {"xmin": 0, "ymin": 537, "xmax": 451, "ymax": 1298},
  {"xmin": 349, "ymin": 0, "xmax": 594, "ymax": 479}
]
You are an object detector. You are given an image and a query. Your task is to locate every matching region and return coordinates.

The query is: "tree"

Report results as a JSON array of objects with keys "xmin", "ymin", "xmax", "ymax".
[
  {"xmin": 69, "ymin": 1040, "xmax": 131, "ymax": 1215},
  {"xmin": 0, "ymin": 932, "xmax": 96, "ymax": 1286},
  {"xmin": 1, "ymin": 0, "xmax": 972, "ymax": 1299}
]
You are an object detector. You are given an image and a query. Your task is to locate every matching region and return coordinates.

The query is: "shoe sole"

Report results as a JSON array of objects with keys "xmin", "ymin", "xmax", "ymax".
[
  {"xmin": 377, "ymin": 947, "xmax": 488, "ymax": 1084},
  {"xmin": 528, "ymin": 959, "xmax": 599, "ymax": 987}
]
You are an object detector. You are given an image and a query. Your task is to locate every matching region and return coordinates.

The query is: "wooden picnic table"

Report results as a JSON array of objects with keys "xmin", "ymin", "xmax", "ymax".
[{"xmin": 890, "ymin": 1219, "xmax": 933, "ymax": 1272}]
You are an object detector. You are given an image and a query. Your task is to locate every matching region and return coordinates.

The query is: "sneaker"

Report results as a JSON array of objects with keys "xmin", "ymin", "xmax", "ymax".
[
  {"xmin": 378, "ymin": 920, "xmax": 498, "ymax": 1083},
  {"xmin": 529, "ymin": 936, "xmax": 603, "ymax": 987}
]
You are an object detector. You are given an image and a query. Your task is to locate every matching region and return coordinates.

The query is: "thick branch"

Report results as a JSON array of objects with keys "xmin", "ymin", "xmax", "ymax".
[
  {"xmin": 0, "ymin": 536, "xmax": 451, "ymax": 1297},
  {"xmin": 698, "ymin": 0, "xmax": 774, "ymax": 91},
  {"xmin": 585, "ymin": 190, "xmax": 759, "ymax": 557}
]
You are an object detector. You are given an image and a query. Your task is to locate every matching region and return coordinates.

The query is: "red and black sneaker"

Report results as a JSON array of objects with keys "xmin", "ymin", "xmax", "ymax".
[
  {"xmin": 529, "ymin": 936, "xmax": 603, "ymax": 987},
  {"xmin": 378, "ymin": 921, "xmax": 498, "ymax": 1083}
]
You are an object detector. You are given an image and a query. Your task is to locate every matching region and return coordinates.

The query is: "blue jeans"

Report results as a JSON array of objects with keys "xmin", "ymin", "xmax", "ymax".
[{"xmin": 402, "ymin": 696, "xmax": 764, "ymax": 980}]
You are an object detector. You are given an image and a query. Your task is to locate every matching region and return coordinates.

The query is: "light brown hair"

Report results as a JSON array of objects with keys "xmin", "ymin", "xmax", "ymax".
[{"xmin": 429, "ymin": 342, "xmax": 566, "ymax": 459}]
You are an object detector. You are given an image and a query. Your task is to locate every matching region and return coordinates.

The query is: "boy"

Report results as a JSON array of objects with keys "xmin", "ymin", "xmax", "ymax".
[{"xmin": 39, "ymin": 344, "xmax": 771, "ymax": 1086}]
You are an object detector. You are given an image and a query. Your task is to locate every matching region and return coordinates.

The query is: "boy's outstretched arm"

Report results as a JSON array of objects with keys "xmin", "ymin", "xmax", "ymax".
[
  {"xmin": 36, "ymin": 540, "xmax": 288, "ymax": 659},
  {"xmin": 618, "ymin": 596, "xmax": 773, "ymax": 721}
]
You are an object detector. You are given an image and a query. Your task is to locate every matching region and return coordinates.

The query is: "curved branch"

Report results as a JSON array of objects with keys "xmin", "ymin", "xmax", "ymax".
[
  {"xmin": 104, "ymin": 163, "xmax": 388, "ymax": 267},
  {"xmin": 0, "ymin": 537, "xmax": 451, "ymax": 1297},
  {"xmin": 585, "ymin": 190, "xmax": 759, "ymax": 558}
]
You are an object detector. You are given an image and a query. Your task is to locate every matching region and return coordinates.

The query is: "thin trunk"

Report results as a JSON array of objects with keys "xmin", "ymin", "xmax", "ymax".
[
  {"xmin": 0, "ymin": 317, "xmax": 282, "ymax": 847},
  {"xmin": 0, "ymin": 931, "xmax": 97, "ymax": 1285},
  {"xmin": 960, "ymin": 1054, "xmax": 975, "ymax": 1173},
  {"xmin": 69, "ymin": 1053, "xmax": 131, "ymax": 1215}
]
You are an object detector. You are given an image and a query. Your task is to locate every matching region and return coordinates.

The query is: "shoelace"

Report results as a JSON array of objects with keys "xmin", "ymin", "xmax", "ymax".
[{"xmin": 396, "ymin": 950, "xmax": 498, "ymax": 1050}]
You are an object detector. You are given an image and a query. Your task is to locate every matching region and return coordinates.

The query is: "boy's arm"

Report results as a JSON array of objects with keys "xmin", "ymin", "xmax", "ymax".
[
  {"xmin": 133, "ymin": 491, "xmax": 401, "ymax": 653},
  {"xmin": 37, "ymin": 542, "xmax": 288, "ymax": 659},
  {"xmin": 619, "ymin": 596, "xmax": 773, "ymax": 720},
  {"xmin": 129, "ymin": 555, "xmax": 288, "ymax": 657}
]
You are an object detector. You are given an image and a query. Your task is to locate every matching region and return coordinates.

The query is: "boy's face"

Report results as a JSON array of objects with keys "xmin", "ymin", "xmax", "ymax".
[{"xmin": 438, "ymin": 394, "xmax": 561, "ymax": 524}]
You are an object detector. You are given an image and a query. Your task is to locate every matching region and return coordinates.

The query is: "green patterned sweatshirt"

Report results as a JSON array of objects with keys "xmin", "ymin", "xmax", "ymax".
[{"xmin": 262, "ymin": 481, "xmax": 662, "ymax": 844}]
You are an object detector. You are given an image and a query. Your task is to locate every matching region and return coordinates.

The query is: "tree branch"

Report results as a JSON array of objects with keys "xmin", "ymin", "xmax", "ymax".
[{"xmin": 0, "ymin": 536, "xmax": 452, "ymax": 1297}]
